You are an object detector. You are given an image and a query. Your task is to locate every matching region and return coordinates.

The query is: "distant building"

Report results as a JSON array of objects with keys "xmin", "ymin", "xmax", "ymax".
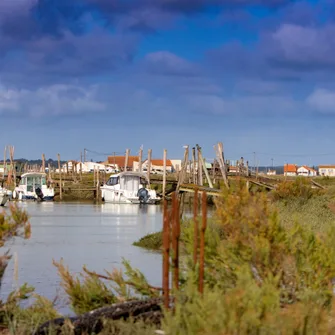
[
  {"xmin": 107, "ymin": 156, "xmax": 139, "ymax": 171},
  {"xmin": 141, "ymin": 159, "xmax": 173, "ymax": 174},
  {"xmin": 284, "ymin": 164, "xmax": 297, "ymax": 176},
  {"xmin": 267, "ymin": 170, "xmax": 277, "ymax": 176},
  {"xmin": 318, "ymin": 165, "xmax": 335, "ymax": 177},
  {"xmin": 297, "ymin": 166, "xmax": 317, "ymax": 177}
]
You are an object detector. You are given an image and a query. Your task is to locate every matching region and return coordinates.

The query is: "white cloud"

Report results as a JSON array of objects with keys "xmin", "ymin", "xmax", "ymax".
[
  {"xmin": 0, "ymin": 84, "xmax": 105, "ymax": 117},
  {"xmin": 307, "ymin": 88, "xmax": 335, "ymax": 114}
]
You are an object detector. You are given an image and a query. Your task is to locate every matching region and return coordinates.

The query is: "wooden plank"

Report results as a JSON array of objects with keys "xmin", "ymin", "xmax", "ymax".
[{"xmin": 179, "ymin": 184, "xmax": 221, "ymax": 197}]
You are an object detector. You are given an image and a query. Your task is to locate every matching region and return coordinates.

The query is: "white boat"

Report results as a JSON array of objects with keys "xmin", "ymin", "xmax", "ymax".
[
  {"xmin": 0, "ymin": 187, "xmax": 11, "ymax": 206},
  {"xmin": 100, "ymin": 172, "xmax": 161, "ymax": 204},
  {"xmin": 13, "ymin": 172, "xmax": 55, "ymax": 201}
]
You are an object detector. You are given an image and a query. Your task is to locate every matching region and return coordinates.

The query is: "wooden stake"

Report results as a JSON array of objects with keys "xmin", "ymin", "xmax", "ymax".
[
  {"xmin": 124, "ymin": 149, "xmax": 130, "ymax": 171},
  {"xmin": 214, "ymin": 143, "xmax": 229, "ymax": 189},
  {"xmin": 197, "ymin": 145, "xmax": 213, "ymax": 188},
  {"xmin": 162, "ymin": 200, "xmax": 170, "ymax": 309},
  {"xmin": 138, "ymin": 147, "xmax": 143, "ymax": 172},
  {"xmin": 199, "ymin": 191, "xmax": 207, "ymax": 295},
  {"xmin": 48, "ymin": 163, "xmax": 51, "ymax": 182},
  {"xmin": 80, "ymin": 153, "xmax": 83, "ymax": 181},
  {"xmin": 193, "ymin": 188, "xmax": 199, "ymax": 265},
  {"xmin": 3, "ymin": 146, "xmax": 6, "ymax": 181},
  {"xmin": 42, "ymin": 153, "xmax": 45, "ymax": 172},
  {"xmin": 197, "ymin": 146, "xmax": 203, "ymax": 186},
  {"xmin": 147, "ymin": 149, "xmax": 152, "ymax": 186},
  {"xmin": 192, "ymin": 147, "xmax": 197, "ymax": 184},
  {"xmin": 57, "ymin": 154, "xmax": 62, "ymax": 200},
  {"xmin": 163, "ymin": 149, "xmax": 167, "ymax": 198},
  {"xmin": 177, "ymin": 146, "xmax": 189, "ymax": 192},
  {"xmin": 96, "ymin": 166, "xmax": 100, "ymax": 201}
]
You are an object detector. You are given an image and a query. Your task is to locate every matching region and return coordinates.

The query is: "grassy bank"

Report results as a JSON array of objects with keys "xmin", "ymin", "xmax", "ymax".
[{"xmin": 4, "ymin": 177, "xmax": 335, "ymax": 334}]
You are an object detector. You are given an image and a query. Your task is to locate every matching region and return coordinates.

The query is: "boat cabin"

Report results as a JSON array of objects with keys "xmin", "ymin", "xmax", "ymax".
[
  {"xmin": 105, "ymin": 172, "xmax": 148, "ymax": 191},
  {"xmin": 19, "ymin": 173, "xmax": 48, "ymax": 192}
]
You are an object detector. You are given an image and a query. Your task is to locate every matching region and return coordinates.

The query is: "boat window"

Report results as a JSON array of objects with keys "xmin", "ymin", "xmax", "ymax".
[
  {"xmin": 20, "ymin": 178, "xmax": 26, "ymax": 185},
  {"xmin": 122, "ymin": 175, "xmax": 140, "ymax": 191},
  {"xmin": 106, "ymin": 177, "xmax": 119, "ymax": 186},
  {"xmin": 34, "ymin": 177, "xmax": 41, "ymax": 186},
  {"xmin": 41, "ymin": 177, "xmax": 46, "ymax": 185},
  {"xmin": 27, "ymin": 177, "xmax": 33, "ymax": 192}
]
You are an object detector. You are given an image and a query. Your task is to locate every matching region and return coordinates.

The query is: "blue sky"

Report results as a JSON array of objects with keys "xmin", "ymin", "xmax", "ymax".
[{"xmin": 1, "ymin": 0, "xmax": 335, "ymax": 166}]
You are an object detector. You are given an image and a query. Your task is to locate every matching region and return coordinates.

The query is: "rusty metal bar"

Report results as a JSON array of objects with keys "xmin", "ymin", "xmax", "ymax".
[
  {"xmin": 172, "ymin": 192, "xmax": 180, "ymax": 290},
  {"xmin": 193, "ymin": 188, "xmax": 199, "ymax": 265},
  {"xmin": 162, "ymin": 199, "xmax": 170, "ymax": 308},
  {"xmin": 199, "ymin": 191, "xmax": 207, "ymax": 295}
]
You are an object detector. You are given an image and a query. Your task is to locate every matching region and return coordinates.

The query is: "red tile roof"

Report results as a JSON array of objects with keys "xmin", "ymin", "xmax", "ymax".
[
  {"xmin": 284, "ymin": 164, "xmax": 297, "ymax": 173},
  {"xmin": 149, "ymin": 159, "xmax": 173, "ymax": 167},
  {"xmin": 319, "ymin": 165, "xmax": 335, "ymax": 169},
  {"xmin": 107, "ymin": 156, "xmax": 138, "ymax": 168}
]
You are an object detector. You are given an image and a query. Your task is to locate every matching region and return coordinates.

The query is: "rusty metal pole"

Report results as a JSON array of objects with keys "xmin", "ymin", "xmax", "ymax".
[
  {"xmin": 172, "ymin": 192, "xmax": 180, "ymax": 290},
  {"xmin": 193, "ymin": 188, "xmax": 199, "ymax": 265},
  {"xmin": 162, "ymin": 199, "xmax": 170, "ymax": 308},
  {"xmin": 199, "ymin": 191, "xmax": 207, "ymax": 295}
]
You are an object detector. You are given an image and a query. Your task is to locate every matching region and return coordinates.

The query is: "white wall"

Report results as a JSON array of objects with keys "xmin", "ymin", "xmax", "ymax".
[{"xmin": 319, "ymin": 168, "xmax": 335, "ymax": 177}]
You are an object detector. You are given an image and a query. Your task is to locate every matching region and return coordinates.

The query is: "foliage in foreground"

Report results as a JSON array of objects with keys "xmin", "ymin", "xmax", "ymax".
[{"xmin": 6, "ymin": 181, "xmax": 335, "ymax": 334}]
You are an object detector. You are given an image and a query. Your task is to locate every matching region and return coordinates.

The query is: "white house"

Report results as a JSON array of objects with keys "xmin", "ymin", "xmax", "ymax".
[
  {"xmin": 297, "ymin": 166, "xmax": 317, "ymax": 177},
  {"xmin": 267, "ymin": 170, "xmax": 277, "ymax": 176},
  {"xmin": 319, "ymin": 165, "xmax": 335, "ymax": 177},
  {"xmin": 76, "ymin": 162, "xmax": 108, "ymax": 173},
  {"xmin": 141, "ymin": 159, "xmax": 173, "ymax": 173}
]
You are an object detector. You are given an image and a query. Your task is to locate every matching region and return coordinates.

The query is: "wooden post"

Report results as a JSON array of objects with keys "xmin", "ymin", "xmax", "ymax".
[
  {"xmin": 42, "ymin": 153, "xmax": 45, "ymax": 172},
  {"xmin": 212, "ymin": 159, "xmax": 216, "ymax": 184},
  {"xmin": 48, "ymin": 163, "xmax": 51, "ymax": 182},
  {"xmin": 3, "ymin": 146, "xmax": 6, "ymax": 181},
  {"xmin": 80, "ymin": 153, "xmax": 83, "ymax": 181},
  {"xmin": 93, "ymin": 164, "xmax": 96, "ymax": 188},
  {"xmin": 96, "ymin": 166, "xmax": 100, "ymax": 201},
  {"xmin": 57, "ymin": 154, "xmax": 62, "ymax": 200},
  {"xmin": 177, "ymin": 146, "xmax": 189, "ymax": 192},
  {"xmin": 197, "ymin": 146, "xmax": 203, "ymax": 186},
  {"xmin": 66, "ymin": 162, "xmax": 69, "ymax": 175},
  {"xmin": 193, "ymin": 188, "xmax": 199, "ymax": 265},
  {"xmin": 138, "ymin": 147, "xmax": 143, "ymax": 172},
  {"xmin": 214, "ymin": 142, "xmax": 229, "ymax": 189},
  {"xmin": 162, "ymin": 200, "xmax": 170, "ymax": 309},
  {"xmin": 197, "ymin": 145, "xmax": 213, "ymax": 188},
  {"xmin": 147, "ymin": 149, "xmax": 152, "ymax": 186},
  {"xmin": 192, "ymin": 147, "xmax": 197, "ymax": 185},
  {"xmin": 199, "ymin": 191, "xmax": 207, "ymax": 295},
  {"xmin": 163, "ymin": 149, "xmax": 167, "ymax": 198},
  {"xmin": 9, "ymin": 146, "xmax": 15, "ymax": 186},
  {"xmin": 124, "ymin": 149, "xmax": 130, "ymax": 171}
]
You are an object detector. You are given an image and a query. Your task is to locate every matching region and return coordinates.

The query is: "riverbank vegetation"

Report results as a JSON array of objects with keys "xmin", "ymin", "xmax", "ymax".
[{"xmin": 2, "ymin": 177, "xmax": 335, "ymax": 333}]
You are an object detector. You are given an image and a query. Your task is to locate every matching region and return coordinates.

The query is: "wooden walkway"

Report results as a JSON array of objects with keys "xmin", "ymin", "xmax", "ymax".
[{"xmin": 179, "ymin": 184, "xmax": 221, "ymax": 197}]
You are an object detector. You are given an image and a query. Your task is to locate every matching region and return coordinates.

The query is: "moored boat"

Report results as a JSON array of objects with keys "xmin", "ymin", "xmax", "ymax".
[
  {"xmin": 13, "ymin": 172, "xmax": 54, "ymax": 201},
  {"xmin": 100, "ymin": 172, "xmax": 161, "ymax": 204}
]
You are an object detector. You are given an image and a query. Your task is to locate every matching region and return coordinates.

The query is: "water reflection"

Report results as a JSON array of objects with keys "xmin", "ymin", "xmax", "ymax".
[{"xmin": 0, "ymin": 202, "xmax": 165, "ymax": 314}]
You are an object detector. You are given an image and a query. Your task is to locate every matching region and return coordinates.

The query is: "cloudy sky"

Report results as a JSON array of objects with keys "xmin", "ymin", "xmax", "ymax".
[{"xmin": 0, "ymin": 0, "xmax": 334, "ymax": 166}]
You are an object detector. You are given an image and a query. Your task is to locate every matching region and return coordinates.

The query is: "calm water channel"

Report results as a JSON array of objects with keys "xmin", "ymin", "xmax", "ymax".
[{"xmin": 0, "ymin": 202, "xmax": 166, "ymax": 314}]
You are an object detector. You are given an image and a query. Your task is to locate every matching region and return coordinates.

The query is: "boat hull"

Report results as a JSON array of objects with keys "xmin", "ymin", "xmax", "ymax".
[
  {"xmin": 19, "ymin": 195, "xmax": 54, "ymax": 201},
  {"xmin": 101, "ymin": 189, "xmax": 160, "ymax": 204},
  {"xmin": 0, "ymin": 193, "xmax": 10, "ymax": 206}
]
